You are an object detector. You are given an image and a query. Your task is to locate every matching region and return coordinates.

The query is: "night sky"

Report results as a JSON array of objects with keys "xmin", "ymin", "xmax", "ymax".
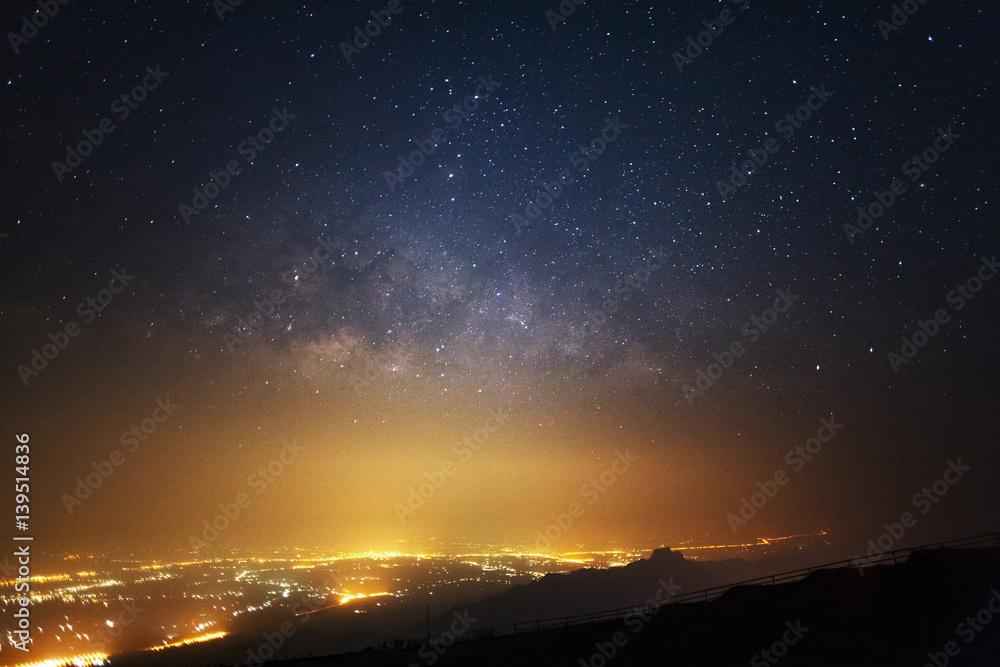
[{"xmin": 2, "ymin": 0, "xmax": 998, "ymax": 557}]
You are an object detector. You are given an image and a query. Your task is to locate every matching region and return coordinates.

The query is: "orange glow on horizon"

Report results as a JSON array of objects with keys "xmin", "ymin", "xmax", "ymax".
[
  {"xmin": 339, "ymin": 592, "xmax": 394, "ymax": 604},
  {"xmin": 149, "ymin": 630, "xmax": 228, "ymax": 651},
  {"xmin": 10, "ymin": 652, "xmax": 108, "ymax": 667},
  {"xmin": 671, "ymin": 531, "xmax": 827, "ymax": 553}
]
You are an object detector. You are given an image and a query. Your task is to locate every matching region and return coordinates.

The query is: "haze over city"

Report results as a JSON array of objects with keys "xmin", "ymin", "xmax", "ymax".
[{"xmin": 1, "ymin": 1, "xmax": 998, "ymax": 665}]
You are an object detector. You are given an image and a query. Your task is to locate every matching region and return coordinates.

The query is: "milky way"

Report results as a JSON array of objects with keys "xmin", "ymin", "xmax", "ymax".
[{"xmin": 2, "ymin": 1, "xmax": 998, "ymax": 554}]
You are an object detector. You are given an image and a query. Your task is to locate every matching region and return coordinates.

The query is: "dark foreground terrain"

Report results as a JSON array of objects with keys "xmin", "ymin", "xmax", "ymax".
[{"xmin": 118, "ymin": 543, "xmax": 1000, "ymax": 666}]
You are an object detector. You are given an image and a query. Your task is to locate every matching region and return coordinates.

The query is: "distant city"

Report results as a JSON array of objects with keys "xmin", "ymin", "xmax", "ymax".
[{"xmin": 0, "ymin": 533, "xmax": 824, "ymax": 666}]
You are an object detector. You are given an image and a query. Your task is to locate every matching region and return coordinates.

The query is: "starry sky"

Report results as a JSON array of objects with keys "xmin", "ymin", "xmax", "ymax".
[{"xmin": 1, "ymin": 0, "xmax": 998, "ymax": 557}]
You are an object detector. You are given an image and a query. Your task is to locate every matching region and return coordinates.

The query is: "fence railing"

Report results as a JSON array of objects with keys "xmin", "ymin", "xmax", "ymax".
[{"xmin": 466, "ymin": 530, "xmax": 1000, "ymax": 640}]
